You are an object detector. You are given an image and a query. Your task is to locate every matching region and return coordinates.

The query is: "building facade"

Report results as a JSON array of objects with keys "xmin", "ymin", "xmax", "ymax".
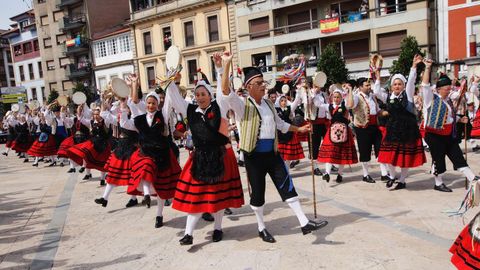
[
  {"xmin": 129, "ymin": 0, "xmax": 235, "ymax": 92},
  {"xmin": 33, "ymin": 0, "xmax": 130, "ymax": 97},
  {"xmin": 92, "ymin": 27, "xmax": 134, "ymax": 91},
  {"xmin": 0, "ymin": 31, "xmax": 15, "ymax": 88},
  {"xmin": 234, "ymin": 0, "xmax": 433, "ymax": 79},
  {"xmin": 2, "ymin": 10, "xmax": 45, "ymax": 104}
]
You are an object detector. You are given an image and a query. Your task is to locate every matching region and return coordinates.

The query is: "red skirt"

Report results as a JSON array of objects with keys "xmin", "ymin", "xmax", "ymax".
[
  {"xmin": 317, "ymin": 127, "xmax": 358, "ymax": 165},
  {"xmin": 377, "ymin": 138, "xmax": 426, "ymax": 168},
  {"xmin": 67, "ymin": 140, "xmax": 111, "ymax": 171},
  {"xmin": 57, "ymin": 136, "xmax": 74, "ymax": 158},
  {"xmin": 471, "ymin": 111, "xmax": 480, "ymax": 138},
  {"xmin": 104, "ymin": 152, "xmax": 134, "ymax": 186},
  {"xmin": 450, "ymin": 224, "xmax": 480, "ymax": 269},
  {"xmin": 296, "ymin": 122, "xmax": 310, "ymax": 142},
  {"xmin": 419, "ymin": 121, "xmax": 426, "ymax": 138},
  {"xmin": 173, "ymin": 147, "xmax": 244, "ymax": 213},
  {"xmin": 6, "ymin": 140, "xmax": 14, "ymax": 148},
  {"xmin": 278, "ymin": 133, "xmax": 305, "ymax": 161},
  {"xmin": 12, "ymin": 137, "xmax": 34, "ymax": 153},
  {"xmin": 128, "ymin": 149, "xmax": 181, "ymax": 199},
  {"xmin": 27, "ymin": 135, "xmax": 58, "ymax": 157}
]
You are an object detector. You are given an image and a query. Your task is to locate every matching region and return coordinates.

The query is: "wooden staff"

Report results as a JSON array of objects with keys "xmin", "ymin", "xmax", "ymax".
[
  {"xmin": 305, "ymin": 85, "xmax": 318, "ymax": 218},
  {"xmin": 455, "ymin": 79, "xmax": 469, "ymax": 189},
  {"xmin": 465, "ymin": 121, "xmax": 468, "ymax": 189}
]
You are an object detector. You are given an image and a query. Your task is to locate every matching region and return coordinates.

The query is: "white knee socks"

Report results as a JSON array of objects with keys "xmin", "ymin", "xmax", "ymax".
[
  {"xmin": 100, "ymin": 171, "xmax": 106, "ymax": 180},
  {"xmin": 286, "ymin": 197, "xmax": 309, "ymax": 227},
  {"xmin": 435, "ymin": 174, "xmax": 444, "ymax": 186},
  {"xmin": 213, "ymin": 211, "xmax": 224, "ymax": 231},
  {"xmin": 325, "ymin": 163, "xmax": 332, "ymax": 175},
  {"xmin": 156, "ymin": 197, "xmax": 165, "ymax": 217},
  {"xmin": 337, "ymin": 165, "xmax": 345, "ymax": 175},
  {"xmin": 458, "ymin": 167, "xmax": 476, "ymax": 182},
  {"xmin": 379, "ymin": 163, "xmax": 388, "ymax": 177},
  {"xmin": 250, "ymin": 205, "xmax": 266, "ymax": 231},
  {"xmin": 361, "ymin": 162, "xmax": 369, "ymax": 177},
  {"xmin": 33, "ymin": 157, "xmax": 39, "ymax": 164},
  {"xmin": 388, "ymin": 164, "xmax": 397, "ymax": 179},
  {"xmin": 102, "ymin": 183, "xmax": 116, "ymax": 200},
  {"xmin": 398, "ymin": 168, "xmax": 409, "ymax": 183},
  {"xmin": 185, "ymin": 213, "xmax": 202, "ymax": 236},
  {"xmin": 141, "ymin": 180, "xmax": 151, "ymax": 196}
]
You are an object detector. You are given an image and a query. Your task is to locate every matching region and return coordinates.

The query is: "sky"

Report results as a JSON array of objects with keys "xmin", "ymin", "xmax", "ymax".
[{"xmin": 0, "ymin": 0, "xmax": 33, "ymax": 30}]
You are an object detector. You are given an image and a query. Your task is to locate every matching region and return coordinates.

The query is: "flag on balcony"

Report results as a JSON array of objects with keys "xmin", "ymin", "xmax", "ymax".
[
  {"xmin": 66, "ymin": 39, "xmax": 76, "ymax": 47},
  {"xmin": 320, "ymin": 18, "xmax": 339, "ymax": 34}
]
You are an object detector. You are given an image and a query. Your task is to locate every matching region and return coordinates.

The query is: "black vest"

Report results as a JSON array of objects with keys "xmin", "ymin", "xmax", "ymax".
[
  {"xmin": 134, "ymin": 111, "xmax": 170, "ymax": 169},
  {"xmin": 385, "ymin": 91, "xmax": 420, "ymax": 143},
  {"xmin": 276, "ymin": 106, "xmax": 294, "ymax": 143}
]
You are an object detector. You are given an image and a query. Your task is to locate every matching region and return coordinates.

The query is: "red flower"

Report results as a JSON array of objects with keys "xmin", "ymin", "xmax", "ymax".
[
  {"xmin": 155, "ymin": 118, "xmax": 161, "ymax": 124},
  {"xmin": 207, "ymin": 112, "xmax": 215, "ymax": 119}
]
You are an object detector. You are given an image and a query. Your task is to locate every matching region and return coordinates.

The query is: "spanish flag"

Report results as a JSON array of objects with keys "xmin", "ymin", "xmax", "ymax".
[{"xmin": 320, "ymin": 18, "xmax": 339, "ymax": 34}]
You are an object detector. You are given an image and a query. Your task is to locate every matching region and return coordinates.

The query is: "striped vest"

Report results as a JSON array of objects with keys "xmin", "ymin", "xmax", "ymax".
[
  {"xmin": 240, "ymin": 97, "xmax": 278, "ymax": 154},
  {"xmin": 426, "ymin": 95, "xmax": 448, "ymax": 130}
]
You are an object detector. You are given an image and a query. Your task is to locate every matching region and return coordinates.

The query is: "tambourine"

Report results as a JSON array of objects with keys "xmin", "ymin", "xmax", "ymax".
[
  {"xmin": 11, "ymin": 104, "xmax": 19, "ymax": 112},
  {"xmin": 166, "ymin": 45, "xmax": 181, "ymax": 71},
  {"xmin": 263, "ymin": 74, "xmax": 276, "ymax": 90},
  {"xmin": 72, "ymin": 92, "xmax": 87, "ymax": 105},
  {"xmin": 281, "ymin": 84, "xmax": 290, "ymax": 94},
  {"xmin": 57, "ymin": 95, "xmax": 69, "ymax": 107},
  {"xmin": 313, "ymin": 72, "xmax": 327, "ymax": 88},
  {"xmin": 27, "ymin": 100, "xmax": 40, "ymax": 110},
  {"xmin": 111, "ymin": 78, "xmax": 130, "ymax": 98}
]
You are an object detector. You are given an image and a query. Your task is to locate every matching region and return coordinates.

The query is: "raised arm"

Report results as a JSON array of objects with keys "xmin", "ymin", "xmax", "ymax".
[
  {"xmin": 127, "ymin": 74, "xmax": 140, "ymax": 104},
  {"xmin": 163, "ymin": 77, "xmax": 187, "ymax": 119},
  {"xmin": 422, "ymin": 59, "xmax": 434, "ymax": 108},
  {"xmin": 217, "ymin": 51, "xmax": 245, "ymax": 119}
]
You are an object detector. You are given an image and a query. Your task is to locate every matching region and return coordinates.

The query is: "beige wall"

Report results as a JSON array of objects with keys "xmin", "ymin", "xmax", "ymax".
[{"xmin": 370, "ymin": 20, "xmax": 429, "ymax": 52}]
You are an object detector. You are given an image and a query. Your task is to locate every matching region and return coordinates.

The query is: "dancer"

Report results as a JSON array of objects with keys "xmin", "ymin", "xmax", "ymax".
[
  {"xmin": 374, "ymin": 55, "xmax": 426, "ymax": 189},
  {"xmin": 220, "ymin": 52, "xmax": 327, "ymax": 243},
  {"xmin": 27, "ymin": 112, "xmax": 58, "ymax": 167},
  {"xmin": 421, "ymin": 59, "xmax": 478, "ymax": 192}
]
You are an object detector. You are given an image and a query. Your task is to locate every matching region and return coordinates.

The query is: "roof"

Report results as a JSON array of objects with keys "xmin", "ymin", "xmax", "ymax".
[
  {"xmin": 9, "ymin": 9, "xmax": 34, "ymax": 22},
  {"xmin": 92, "ymin": 25, "xmax": 130, "ymax": 40}
]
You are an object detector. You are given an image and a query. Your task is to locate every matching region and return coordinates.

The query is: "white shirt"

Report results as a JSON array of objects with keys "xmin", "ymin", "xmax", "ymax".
[
  {"xmin": 374, "ymin": 67, "xmax": 416, "ymax": 104},
  {"xmin": 422, "ymin": 84, "xmax": 455, "ymax": 124},
  {"xmin": 351, "ymin": 91, "xmax": 378, "ymax": 115},
  {"xmin": 291, "ymin": 88, "xmax": 328, "ymax": 119}
]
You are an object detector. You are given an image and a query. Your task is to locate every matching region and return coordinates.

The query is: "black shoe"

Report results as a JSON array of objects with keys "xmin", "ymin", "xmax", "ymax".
[
  {"xmin": 289, "ymin": 160, "xmax": 300, "ymax": 169},
  {"xmin": 94, "ymin": 197, "xmax": 108, "ymax": 207},
  {"xmin": 79, "ymin": 167, "xmax": 85, "ymax": 173},
  {"xmin": 100, "ymin": 179, "xmax": 106, "ymax": 186},
  {"xmin": 59, "ymin": 162, "xmax": 64, "ymax": 167},
  {"xmin": 331, "ymin": 165, "xmax": 338, "ymax": 172},
  {"xmin": 2, "ymin": 152, "xmax": 7, "ymax": 156},
  {"xmin": 434, "ymin": 183, "xmax": 453, "ymax": 192},
  {"xmin": 38, "ymin": 157, "xmax": 44, "ymax": 162},
  {"xmin": 224, "ymin": 208, "xmax": 233, "ymax": 215},
  {"xmin": 164, "ymin": 199, "xmax": 171, "ymax": 206},
  {"xmin": 67, "ymin": 168, "xmax": 76, "ymax": 173},
  {"xmin": 393, "ymin": 182, "xmax": 406, "ymax": 190},
  {"xmin": 336, "ymin": 175, "xmax": 343, "ymax": 183},
  {"xmin": 23, "ymin": 158, "xmax": 29, "ymax": 163},
  {"xmin": 322, "ymin": 173, "xmax": 330, "ymax": 182},
  {"xmin": 142, "ymin": 195, "xmax": 151, "ymax": 208},
  {"xmin": 237, "ymin": 160, "xmax": 245, "ymax": 167},
  {"xmin": 179, "ymin": 234, "xmax": 193, "ymax": 245},
  {"xmin": 258, "ymin": 229, "xmax": 276, "ymax": 243},
  {"xmin": 44, "ymin": 159, "xmax": 51, "ymax": 163},
  {"xmin": 314, "ymin": 168, "xmax": 323, "ymax": 176},
  {"xmin": 82, "ymin": 174, "xmax": 92, "ymax": 180},
  {"xmin": 32, "ymin": 163, "xmax": 38, "ymax": 167},
  {"xmin": 155, "ymin": 216, "xmax": 163, "ymax": 228},
  {"xmin": 212, "ymin": 229, "xmax": 223, "ymax": 242},
  {"xmin": 48, "ymin": 161, "xmax": 57, "ymax": 167},
  {"xmin": 19, "ymin": 154, "xmax": 24, "ymax": 158},
  {"xmin": 386, "ymin": 179, "xmax": 395, "ymax": 188},
  {"xmin": 362, "ymin": 175, "xmax": 375, "ymax": 183},
  {"xmin": 125, "ymin": 198, "xmax": 138, "ymax": 208},
  {"xmin": 381, "ymin": 175, "xmax": 391, "ymax": 182},
  {"xmin": 473, "ymin": 146, "xmax": 480, "ymax": 152},
  {"xmin": 301, "ymin": 220, "xmax": 328, "ymax": 235},
  {"xmin": 202, "ymin": 212, "xmax": 214, "ymax": 222}
]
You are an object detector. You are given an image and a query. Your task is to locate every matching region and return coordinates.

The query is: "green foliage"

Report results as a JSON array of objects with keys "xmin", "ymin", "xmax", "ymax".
[
  {"xmin": 317, "ymin": 44, "xmax": 349, "ymax": 87},
  {"xmin": 389, "ymin": 35, "xmax": 425, "ymax": 84},
  {"xmin": 46, "ymin": 89, "xmax": 59, "ymax": 104}
]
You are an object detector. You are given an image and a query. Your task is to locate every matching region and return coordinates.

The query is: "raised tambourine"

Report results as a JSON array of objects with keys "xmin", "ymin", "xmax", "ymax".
[
  {"xmin": 281, "ymin": 84, "xmax": 290, "ymax": 94},
  {"xmin": 313, "ymin": 72, "xmax": 327, "ymax": 88},
  {"xmin": 111, "ymin": 78, "xmax": 130, "ymax": 98},
  {"xmin": 166, "ymin": 45, "xmax": 181, "ymax": 72},
  {"xmin": 72, "ymin": 92, "xmax": 87, "ymax": 105},
  {"xmin": 57, "ymin": 95, "xmax": 69, "ymax": 107}
]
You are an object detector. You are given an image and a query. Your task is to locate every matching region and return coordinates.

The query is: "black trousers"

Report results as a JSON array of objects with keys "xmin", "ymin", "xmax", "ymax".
[
  {"xmin": 244, "ymin": 151, "xmax": 298, "ymax": 207},
  {"xmin": 425, "ymin": 132, "xmax": 468, "ymax": 175},
  {"xmin": 309, "ymin": 123, "xmax": 326, "ymax": 159},
  {"xmin": 354, "ymin": 125, "xmax": 382, "ymax": 162}
]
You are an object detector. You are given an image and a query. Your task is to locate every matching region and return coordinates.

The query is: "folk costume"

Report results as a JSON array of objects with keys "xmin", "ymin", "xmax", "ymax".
[
  {"xmin": 221, "ymin": 66, "xmax": 327, "ymax": 243},
  {"xmin": 58, "ymin": 114, "xmax": 90, "ymax": 172},
  {"xmin": 12, "ymin": 117, "xmax": 34, "ymax": 158},
  {"xmin": 275, "ymin": 98, "xmax": 305, "ymax": 166},
  {"xmin": 422, "ymin": 74, "xmax": 478, "ymax": 192},
  {"xmin": 27, "ymin": 121, "xmax": 57, "ymax": 166},
  {"xmin": 450, "ymin": 211, "xmax": 480, "ymax": 269},
  {"xmin": 169, "ymin": 79, "xmax": 244, "ymax": 245},
  {"xmin": 317, "ymin": 96, "xmax": 358, "ymax": 183},
  {"xmin": 375, "ymin": 69, "xmax": 426, "ymax": 189},
  {"xmin": 44, "ymin": 106, "xmax": 70, "ymax": 166},
  {"xmin": 3, "ymin": 112, "xmax": 17, "ymax": 156}
]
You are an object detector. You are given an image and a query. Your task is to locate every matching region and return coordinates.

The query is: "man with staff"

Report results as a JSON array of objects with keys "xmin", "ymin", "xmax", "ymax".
[{"xmin": 218, "ymin": 52, "xmax": 327, "ymax": 243}]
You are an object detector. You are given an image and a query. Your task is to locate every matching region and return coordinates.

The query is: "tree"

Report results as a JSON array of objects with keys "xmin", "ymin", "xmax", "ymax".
[
  {"xmin": 389, "ymin": 35, "xmax": 425, "ymax": 84},
  {"xmin": 317, "ymin": 44, "xmax": 349, "ymax": 87},
  {"xmin": 73, "ymin": 82, "xmax": 93, "ymax": 105},
  {"xmin": 46, "ymin": 89, "xmax": 59, "ymax": 104}
]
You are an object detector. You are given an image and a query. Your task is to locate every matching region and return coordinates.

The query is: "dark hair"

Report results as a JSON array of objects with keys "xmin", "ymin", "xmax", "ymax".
[
  {"xmin": 155, "ymin": 87, "xmax": 165, "ymax": 95},
  {"xmin": 267, "ymin": 89, "xmax": 277, "ymax": 96},
  {"xmin": 357, "ymin": 77, "xmax": 369, "ymax": 87},
  {"xmin": 347, "ymin": 79, "xmax": 358, "ymax": 88}
]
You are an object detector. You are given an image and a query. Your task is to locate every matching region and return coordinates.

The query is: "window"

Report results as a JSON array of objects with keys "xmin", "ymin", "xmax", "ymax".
[
  {"xmin": 56, "ymin": 34, "xmax": 66, "ymax": 45},
  {"xmin": 8, "ymin": 66, "xmax": 14, "ymax": 78},
  {"xmin": 146, "ymin": 66, "xmax": 156, "ymax": 89},
  {"xmin": 19, "ymin": 66, "xmax": 25, "ymax": 81},
  {"xmin": 31, "ymin": 88, "xmax": 37, "ymax": 100},
  {"xmin": 143, "ymin": 31, "xmax": 152, "ymax": 55},
  {"xmin": 119, "ymin": 35, "xmax": 131, "ymax": 53},
  {"xmin": 49, "ymin": 82, "xmax": 57, "ymax": 92},
  {"xmin": 472, "ymin": 20, "xmax": 480, "ymax": 55},
  {"xmin": 210, "ymin": 56, "xmax": 217, "ymax": 82},
  {"xmin": 249, "ymin": 16, "xmax": 269, "ymax": 39},
  {"xmin": 377, "ymin": 30, "xmax": 406, "ymax": 57},
  {"xmin": 28, "ymin": 63, "xmax": 34, "ymax": 80},
  {"xmin": 6, "ymin": 50, "xmax": 12, "ymax": 62},
  {"xmin": 46, "ymin": 60, "xmax": 55, "ymax": 70},
  {"xmin": 94, "ymin": 41, "xmax": 107, "ymax": 58},
  {"xmin": 40, "ymin": 15, "xmax": 49, "ymax": 26},
  {"xmin": 187, "ymin": 59, "xmax": 197, "ymax": 85},
  {"xmin": 62, "ymin": 80, "xmax": 74, "ymax": 90},
  {"xmin": 378, "ymin": 0, "xmax": 406, "ymax": 16},
  {"xmin": 107, "ymin": 39, "xmax": 117, "ymax": 55},
  {"xmin": 184, "ymin": 21, "xmax": 195, "ymax": 47},
  {"xmin": 162, "ymin": 26, "xmax": 172, "ymax": 51},
  {"xmin": 41, "ymin": 87, "xmax": 45, "ymax": 100},
  {"xmin": 43, "ymin": 38, "xmax": 52, "ymax": 48},
  {"xmin": 287, "ymin": 10, "xmax": 314, "ymax": 33},
  {"xmin": 110, "ymin": 74, "xmax": 119, "ymax": 80},
  {"xmin": 38, "ymin": 0, "xmax": 46, "ymax": 3},
  {"xmin": 251, "ymin": 53, "xmax": 272, "ymax": 72},
  {"xmin": 98, "ymin": 76, "xmax": 107, "ymax": 90},
  {"xmin": 59, "ymin": 57, "xmax": 69, "ymax": 68},
  {"xmin": 53, "ymin": 11, "xmax": 63, "ymax": 22},
  {"xmin": 342, "ymin": 38, "xmax": 369, "ymax": 61},
  {"xmin": 33, "ymin": 40, "xmax": 39, "ymax": 51},
  {"xmin": 13, "ymin": 45, "xmax": 22, "ymax": 56},
  {"xmin": 38, "ymin": 62, "xmax": 43, "ymax": 78},
  {"xmin": 23, "ymin": 42, "xmax": 33, "ymax": 54},
  {"xmin": 207, "ymin": 16, "xmax": 219, "ymax": 42}
]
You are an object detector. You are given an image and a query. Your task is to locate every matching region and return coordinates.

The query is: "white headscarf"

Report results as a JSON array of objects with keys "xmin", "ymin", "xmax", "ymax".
[
  {"xmin": 194, "ymin": 80, "xmax": 214, "ymax": 97},
  {"xmin": 390, "ymin": 74, "xmax": 406, "ymax": 86},
  {"xmin": 146, "ymin": 91, "xmax": 160, "ymax": 102}
]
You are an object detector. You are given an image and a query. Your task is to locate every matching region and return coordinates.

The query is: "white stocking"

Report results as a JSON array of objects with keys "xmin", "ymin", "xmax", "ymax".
[{"xmin": 185, "ymin": 213, "xmax": 201, "ymax": 236}]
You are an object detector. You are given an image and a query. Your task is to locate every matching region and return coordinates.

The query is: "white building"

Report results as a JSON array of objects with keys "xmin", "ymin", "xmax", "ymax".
[
  {"xmin": 2, "ymin": 10, "xmax": 45, "ymax": 104},
  {"xmin": 92, "ymin": 27, "xmax": 134, "ymax": 91}
]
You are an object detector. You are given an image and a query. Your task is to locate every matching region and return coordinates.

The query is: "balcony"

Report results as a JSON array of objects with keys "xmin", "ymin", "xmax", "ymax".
[
  {"xmin": 59, "ymin": 14, "xmax": 86, "ymax": 32},
  {"xmin": 130, "ymin": 0, "xmax": 218, "ymax": 22},
  {"xmin": 64, "ymin": 38, "xmax": 90, "ymax": 56},
  {"xmin": 66, "ymin": 62, "xmax": 91, "ymax": 79},
  {"xmin": 56, "ymin": 0, "xmax": 83, "ymax": 9}
]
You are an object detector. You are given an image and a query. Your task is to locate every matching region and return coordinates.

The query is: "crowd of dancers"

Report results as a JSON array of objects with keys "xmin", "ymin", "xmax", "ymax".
[{"xmin": 2, "ymin": 52, "xmax": 480, "ymax": 267}]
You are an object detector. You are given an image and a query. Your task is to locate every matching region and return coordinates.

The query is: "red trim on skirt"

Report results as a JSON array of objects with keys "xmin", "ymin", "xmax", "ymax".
[
  {"xmin": 172, "ymin": 147, "xmax": 244, "ymax": 213},
  {"xmin": 378, "ymin": 137, "xmax": 426, "ymax": 168},
  {"xmin": 67, "ymin": 140, "xmax": 111, "ymax": 171},
  {"xmin": 317, "ymin": 126, "xmax": 358, "ymax": 165},
  {"xmin": 278, "ymin": 133, "xmax": 305, "ymax": 160},
  {"xmin": 27, "ymin": 135, "xmax": 58, "ymax": 157},
  {"xmin": 128, "ymin": 149, "xmax": 181, "ymax": 199},
  {"xmin": 104, "ymin": 152, "xmax": 133, "ymax": 186},
  {"xmin": 12, "ymin": 137, "xmax": 34, "ymax": 153},
  {"xmin": 57, "ymin": 136, "xmax": 74, "ymax": 158},
  {"xmin": 471, "ymin": 111, "xmax": 480, "ymax": 138},
  {"xmin": 450, "ymin": 225, "xmax": 480, "ymax": 270},
  {"xmin": 296, "ymin": 122, "xmax": 310, "ymax": 142}
]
